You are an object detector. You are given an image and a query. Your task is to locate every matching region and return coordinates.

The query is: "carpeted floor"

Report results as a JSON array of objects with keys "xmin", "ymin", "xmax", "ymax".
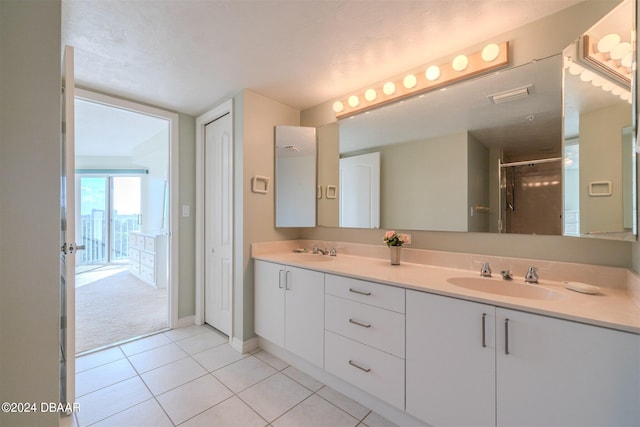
[{"xmin": 75, "ymin": 270, "xmax": 168, "ymax": 354}]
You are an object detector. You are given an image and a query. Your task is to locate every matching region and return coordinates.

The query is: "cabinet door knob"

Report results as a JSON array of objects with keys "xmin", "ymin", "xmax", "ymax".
[{"xmin": 278, "ymin": 270, "xmax": 284, "ymax": 289}]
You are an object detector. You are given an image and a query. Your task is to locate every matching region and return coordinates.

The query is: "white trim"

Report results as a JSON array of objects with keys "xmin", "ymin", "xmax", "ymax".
[
  {"xmin": 74, "ymin": 88, "xmax": 180, "ymax": 329},
  {"xmin": 177, "ymin": 315, "xmax": 196, "ymax": 328},
  {"xmin": 231, "ymin": 336, "xmax": 258, "ymax": 353},
  {"xmin": 195, "ymin": 99, "xmax": 234, "ymax": 333}
]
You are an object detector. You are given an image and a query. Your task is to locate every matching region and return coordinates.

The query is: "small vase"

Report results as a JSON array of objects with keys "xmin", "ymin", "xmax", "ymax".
[{"xmin": 389, "ymin": 246, "xmax": 401, "ymax": 265}]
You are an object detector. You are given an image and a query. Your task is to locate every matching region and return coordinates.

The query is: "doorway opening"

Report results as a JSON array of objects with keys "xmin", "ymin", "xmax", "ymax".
[{"xmin": 74, "ymin": 89, "xmax": 178, "ymax": 354}]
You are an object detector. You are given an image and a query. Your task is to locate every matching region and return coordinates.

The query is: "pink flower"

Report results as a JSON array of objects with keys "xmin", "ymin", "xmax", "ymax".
[{"xmin": 384, "ymin": 231, "xmax": 395, "ymax": 239}]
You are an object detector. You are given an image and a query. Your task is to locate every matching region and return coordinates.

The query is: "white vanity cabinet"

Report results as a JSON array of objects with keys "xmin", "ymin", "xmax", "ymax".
[
  {"xmin": 406, "ymin": 290, "xmax": 640, "ymax": 427},
  {"xmin": 324, "ymin": 274, "xmax": 406, "ymax": 409},
  {"xmin": 496, "ymin": 308, "xmax": 640, "ymax": 427},
  {"xmin": 254, "ymin": 260, "xmax": 324, "ymax": 368},
  {"xmin": 406, "ymin": 290, "xmax": 496, "ymax": 427}
]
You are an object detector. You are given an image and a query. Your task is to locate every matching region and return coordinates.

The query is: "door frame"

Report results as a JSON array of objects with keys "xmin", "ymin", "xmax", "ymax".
[
  {"xmin": 75, "ymin": 88, "xmax": 180, "ymax": 328},
  {"xmin": 195, "ymin": 99, "xmax": 234, "ymax": 339}
]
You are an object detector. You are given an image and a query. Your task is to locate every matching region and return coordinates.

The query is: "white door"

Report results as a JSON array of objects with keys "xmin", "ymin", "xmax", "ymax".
[
  {"xmin": 60, "ymin": 45, "xmax": 76, "ymax": 405},
  {"xmin": 204, "ymin": 113, "xmax": 233, "ymax": 335},
  {"xmin": 339, "ymin": 152, "xmax": 380, "ymax": 228}
]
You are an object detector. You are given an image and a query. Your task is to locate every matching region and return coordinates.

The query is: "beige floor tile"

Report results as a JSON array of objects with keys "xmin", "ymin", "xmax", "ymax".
[
  {"xmin": 75, "ymin": 377, "xmax": 152, "ymax": 426},
  {"xmin": 272, "ymin": 394, "xmax": 359, "ymax": 427},
  {"xmin": 119, "ymin": 332, "xmax": 172, "ymax": 356},
  {"xmin": 75, "ymin": 358, "xmax": 137, "ymax": 398},
  {"xmin": 164, "ymin": 324, "xmax": 210, "ymax": 342},
  {"xmin": 361, "ymin": 411, "xmax": 399, "ymax": 427},
  {"xmin": 90, "ymin": 399, "xmax": 173, "ymax": 427},
  {"xmin": 192, "ymin": 343, "xmax": 248, "ymax": 372},
  {"xmin": 213, "ymin": 356, "xmax": 277, "ymax": 393},
  {"xmin": 282, "ymin": 366, "xmax": 324, "ymax": 391},
  {"xmin": 156, "ymin": 374, "xmax": 233, "ymax": 425},
  {"xmin": 127, "ymin": 342, "xmax": 188, "ymax": 373},
  {"xmin": 175, "ymin": 328, "xmax": 228, "ymax": 355},
  {"xmin": 140, "ymin": 356, "xmax": 208, "ymax": 395},
  {"xmin": 317, "ymin": 386, "xmax": 370, "ymax": 421},
  {"xmin": 253, "ymin": 350, "xmax": 289, "ymax": 371},
  {"xmin": 238, "ymin": 373, "xmax": 312, "ymax": 422},
  {"xmin": 181, "ymin": 396, "xmax": 267, "ymax": 427},
  {"xmin": 76, "ymin": 346, "xmax": 125, "ymax": 373}
]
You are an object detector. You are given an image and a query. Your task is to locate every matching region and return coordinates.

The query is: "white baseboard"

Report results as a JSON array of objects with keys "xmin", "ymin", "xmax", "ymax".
[
  {"xmin": 231, "ymin": 336, "xmax": 259, "ymax": 353},
  {"xmin": 177, "ymin": 315, "xmax": 196, "ymax": 328}
]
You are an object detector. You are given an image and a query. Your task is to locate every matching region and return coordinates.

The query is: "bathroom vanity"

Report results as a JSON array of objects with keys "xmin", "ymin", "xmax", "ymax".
[{"xmin": 252, "ymin": 241, "xmax": 640, "ymax": 427}]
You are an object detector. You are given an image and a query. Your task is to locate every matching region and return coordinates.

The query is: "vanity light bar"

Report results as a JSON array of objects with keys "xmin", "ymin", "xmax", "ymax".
[{"xmin": 333, "ymin": 41, "xmax": 510, "ymax": 119}]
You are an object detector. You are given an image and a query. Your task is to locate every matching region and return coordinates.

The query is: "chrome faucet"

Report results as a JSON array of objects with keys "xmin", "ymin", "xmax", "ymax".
[
  {"xmin": 525, "ymin": 266, "xmax": 539, "ymax": 284},
  {"xmin": 500, "ymin": 270, "xmax": 513, "ymax": 281},
  {"xmin": 329, "ymin": 247, "xmax": 337, "ymax": 256},
  {"xmin": 479, "ymin": 261, "xmax": 492, "ymax": 277},
  {"xmin": 312, "ymin": 244, "xmax": 327, "ymax": 255}
]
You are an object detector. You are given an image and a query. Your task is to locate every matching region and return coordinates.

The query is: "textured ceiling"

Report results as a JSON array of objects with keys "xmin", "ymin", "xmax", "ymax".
[{"xmin": 62, "ymin": 0, "xmax": 585, "ymax": 116}]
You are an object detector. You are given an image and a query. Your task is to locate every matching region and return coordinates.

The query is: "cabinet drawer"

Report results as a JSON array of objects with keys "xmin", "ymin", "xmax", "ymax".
[
  {"xmin": 140, "ymin": 265, "xmax": 155, "ymax": 282},
  {"xmin": 129, "ymin": 261, "xmax": 140, "ymax": 275},
  {"xmin": 129, "ymin": 234, "xmax": 137, "ymax": 249},
  {"xmin": 135, "ymin": 235, "xmax": 145, "ymax": 249},
  {"xmin": 325, "ymin": 294, "xmax": 405, "ymax": 358},
  {"xmin": 144, "ymin": 236, "xmax": 155, "ymax": 252},
  {"xmin": 325, "ymin": 274, "xmax": 404, "ymax": 313},
  {"xmin": 140, "ymin": 252, "xmax": 155, "ymax": 268},
  {"xmin": 325, "ymin": 331, "xmax": 404, "ymax": 409},
  {"xmin": 130, "ymin": 248, "xmax": 140, "ymax": 262}
]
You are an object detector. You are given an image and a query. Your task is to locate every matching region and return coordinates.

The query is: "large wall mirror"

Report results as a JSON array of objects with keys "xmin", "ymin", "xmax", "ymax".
[{"xmin": 315, "ymin": 0, "xmax": 636, "ymax": 241}]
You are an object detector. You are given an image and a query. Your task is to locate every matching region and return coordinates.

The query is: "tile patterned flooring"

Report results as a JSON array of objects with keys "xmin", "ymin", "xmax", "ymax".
[{"xmin": 66, "ymin": 325, "xmax": 398, "ymax": 427}]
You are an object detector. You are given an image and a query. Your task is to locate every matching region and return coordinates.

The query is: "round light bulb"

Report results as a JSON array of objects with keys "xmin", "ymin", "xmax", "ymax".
[
  {"xmin": 364, "ymin": 88, "xmax": 377, "ymax": 102},
  {"xmin": 610, "ymin": 42, "xmax": 631, "ymax": 61},
  {"xmin": 568, "ymin": 63, "xmax": 582, "ymax": 75},
  {"xmin": 425, "ymin": 65, "xmax": 441, "ymax": 81},
  {"xmin": 612, "ymin": 86, "xmax": 623, "ymax": 96},
  {"xmin": 403, "ymin": 74, "xmax": 417, "ymax": 89},
  {"xmin": 580, "ymin": 70, "xmax": 595, "ymax": 82},
  {"xmin": 383, "ymin": 81, "xmax": 396, "ymax": 95},
  {"xmin": 602, "ymin": 82, "xmax": 613, "ymax": 92},
  {"xmin": 596, "ymin": 33, "xmax": 621, "ymax": 53},
  {"xmin": 622, "ymin": 52, "xmax": 633, "ymax": 69},
  {"xmin": 348, "ymin": 95, "xmax": 360, "ymax": 108},
  {"xmin": 452, "ymin": 54, "xmax": 469, "ymax": 71},
  {"xmin": 591, "ymin": 76, "xmax": 604, "ymax": 87},
  {"xmin": 481, "ymin": 44, "xmax": 500, "ymax": 62},
  {"xmin": 332, "ymin": 101, "xmax": 344, "ymax": 113}
]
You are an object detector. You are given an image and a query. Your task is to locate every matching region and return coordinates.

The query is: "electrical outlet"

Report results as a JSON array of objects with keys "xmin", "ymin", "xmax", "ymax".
[{"xmin": 182, "ymin": 205, "xmax": 190, "ymax": 217}]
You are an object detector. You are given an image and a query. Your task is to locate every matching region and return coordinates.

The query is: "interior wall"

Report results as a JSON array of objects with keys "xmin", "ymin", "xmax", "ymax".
[
  {"xmin": 467, "ymin": 133, "xmax": 490, "ymax": 232},
  {"xmin": 178, "ymin": 113, "xmax": 196, "ymax": 319},
  {"xmin": 0, "ymin": 1, "xmax": 62, "ymax": 425},
  {"xmin": 300, "ymin": 0, "xmax": 632, "ymax": 270},
  {"xmin": 237, "ymin": 90, "xmax": 301, "ymax": 341}
]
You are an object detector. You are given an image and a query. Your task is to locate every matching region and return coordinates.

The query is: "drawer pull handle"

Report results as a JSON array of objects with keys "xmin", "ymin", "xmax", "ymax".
[
  {"xmin": 278, "ymin": 270, "xmax": 284, "ymax": 289},
  {"xmin": 348, "ymin": 360, "xmax": 371, "ymax": 373},
  {"xmin": 481, "ymin": 313, "xmax": 487, "ymax": 348},
  {"xmin": 348, "ymin": 288, "xmax": 371, "ymax": 296},
  {"xmin": 504, "ymin": 318, "xmax": 510, "ymax": 355},
  {"xmin": 349, "ymin": 318, "xmax": 372, "ymax": 328}
]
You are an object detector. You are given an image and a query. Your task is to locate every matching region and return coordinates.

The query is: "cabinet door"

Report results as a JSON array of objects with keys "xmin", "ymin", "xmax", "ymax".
[
  {"xmin": 497, "ymin": 308, "xmax": 640, "ymax": 427},
  {"xmin": 406, "ymin": 290, "xmax": 496, "ymax": 427},
  {"xmin": 254, "ymin": 260, "xmax": 285, "ymax": 347},
  {"xmin": 285, "ymin": 266, "xmax": 324, "ymax": 368}
]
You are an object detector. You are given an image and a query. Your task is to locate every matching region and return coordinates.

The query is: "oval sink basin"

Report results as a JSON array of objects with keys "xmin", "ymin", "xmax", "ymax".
[
  {"xmin": 292, "ymin": 253, "xmax": 334, "ymax": 262},
  {"xmin": 447, "ymin": 277, "xmax": 567, "ymax": 301}
]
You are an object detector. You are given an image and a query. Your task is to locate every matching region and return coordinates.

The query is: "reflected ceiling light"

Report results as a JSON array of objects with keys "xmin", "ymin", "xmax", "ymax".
[
  {"xmin": 364, "ymin": 88, "xmax": 377, "ymax": 102},
  {"xmin": 482, "ymin": 44, "xmax": 500, "ymax": 62},
  {"xmin": 622, "ymin": 52, "xmax": 632, "ymax": 68},
  {"xmin": 403, "ymin": 74, "xmax": 417, "ymax": 89},
  {"xmin": 425, "ymin": 65, "xmax": 441, "ymax": 81},
  {"xmin": 568, "ymin": 63, "xmax": 582, "ymax": 75},
  {"xmin": 579, "ymin": 69, "xmax": 595, "ymax": 82},
  {"xmin": 610, "ymin": 42, "xmax": 631, "ymax": 61},
  {"xmin": 383, "ymin": 81, "xmax": 396, "ymax": 95},
  {"xmin": 452, "ymin": 54, "xmax": 469, "ymax": 71},
  {"xmin": 488, "ymin": 86, "xmax": 531, "ymax": 104},
  {"xmin": 333, "ymin": 41, "xmax": 509, "ymax": 118},
  {"xmin": 596, "ymin": 33, "xmax": 621, "ymax": 53}
]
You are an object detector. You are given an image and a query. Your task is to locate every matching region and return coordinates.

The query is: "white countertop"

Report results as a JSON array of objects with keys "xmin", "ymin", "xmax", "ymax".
[{"xmin": 254, "ymin": 251, "xmax": 640, "ymax": 334}]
